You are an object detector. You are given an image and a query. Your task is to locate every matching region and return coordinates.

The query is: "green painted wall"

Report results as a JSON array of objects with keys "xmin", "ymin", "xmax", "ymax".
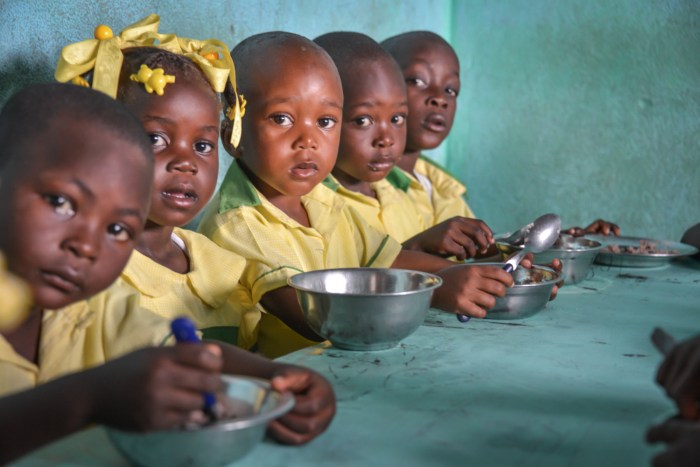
[
  {"xmin": 449, "ymin": 0, "xmax": 700, "ymax": 240},
  {"xmin": 1, "ymin": 0, "xmax": 697, "ymax": 240}
]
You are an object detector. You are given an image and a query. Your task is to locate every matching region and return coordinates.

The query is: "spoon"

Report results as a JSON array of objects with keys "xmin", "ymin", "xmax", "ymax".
[
  {"xmin": 457, "ymin": 213, "xmax": 561, "ymax": 323},
  {"xmin": 502, "ymin": 213, "xmax": 561, "ymax": 273},
  {"xmin": 171, "ymin": 316, "xmax": 220, "ymax": 421}
]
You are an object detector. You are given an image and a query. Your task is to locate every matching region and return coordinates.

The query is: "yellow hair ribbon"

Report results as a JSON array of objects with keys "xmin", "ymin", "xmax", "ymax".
[
  {"xmin": 130, "ymin": 64, "xmax": 176, "ymax": 95},
  {"xmin": 55, "ymin": 13, "xmax": 161, "ymax": 98},
  {"xmin": 55, "ymin": 14, "xmax": 244, "ymax": 148}
]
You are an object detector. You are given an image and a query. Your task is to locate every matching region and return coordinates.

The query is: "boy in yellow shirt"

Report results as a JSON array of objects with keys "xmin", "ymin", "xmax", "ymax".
[
  {"xmin": 382, "ymin": 31, "xmax": 620, "ymax": 237},
  {"xmin": 0, "ymin": 83, "xmax": 335, "ymax": 462},
  {"xmin": 315, "ymin": 31, "xmax": 495, "ymax": 261},
  {"xmin": 56, "ymin": 16, "xmax": 251, "ymax": 343},
  {"xmin": 199, "ymin": 32, "xmax": 516, "ymax": 358}
]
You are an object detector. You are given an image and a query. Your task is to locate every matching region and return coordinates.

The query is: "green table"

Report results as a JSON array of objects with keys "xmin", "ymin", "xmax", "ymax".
[{"xmin": 14, "ymin": 261, "xmax": 700, "ymax": 466}]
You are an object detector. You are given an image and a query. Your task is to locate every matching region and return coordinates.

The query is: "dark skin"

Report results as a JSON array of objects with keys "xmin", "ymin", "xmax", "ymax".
[
  {"xmin": 120, "ymin": 78, "xmax": 221, "ymax": 274},
  {"xmin": 647, "ymin": 416, "xmax": 700, "ymax": 467},
  {"xmin": 0, "ymin": 103, "xmax": 334, "ymax": 463},
  {"xmin": 222, "ymin": 44, "xmax": 557, "ymax": 343}
]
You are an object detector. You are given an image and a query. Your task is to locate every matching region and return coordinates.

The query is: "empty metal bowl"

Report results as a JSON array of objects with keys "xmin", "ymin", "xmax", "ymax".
[
  {"xmin": 288, "ymin": 268, "xmax": 442, "ymax": 351},
  {"xmin": 473, "ymin": 263, "xmax": 560, "ymax": 319},
  {"xmin": 107, "ymin": 375, "xmax": 294, "ymax": 467},
  {"xmin": 496, "ymin": 234, "xmax": 603, "ymax": 284}
]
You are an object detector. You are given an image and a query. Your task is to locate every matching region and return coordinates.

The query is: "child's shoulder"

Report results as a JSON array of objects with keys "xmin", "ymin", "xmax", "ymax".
[{"xmin": 416, "ymin": 155, "xmax": 465, "ymax": 189}]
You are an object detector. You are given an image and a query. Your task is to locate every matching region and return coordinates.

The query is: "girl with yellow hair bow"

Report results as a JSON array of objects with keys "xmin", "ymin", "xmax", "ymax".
[{"xmin": 55, "ymin": 16, "xmax": 337, "ymax": 446}]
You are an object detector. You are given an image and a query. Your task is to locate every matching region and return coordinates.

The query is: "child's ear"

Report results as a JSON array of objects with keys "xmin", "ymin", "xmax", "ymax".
[{"xmin": 220, "ymin": 119, "xmax": 242, "ymax": 159}]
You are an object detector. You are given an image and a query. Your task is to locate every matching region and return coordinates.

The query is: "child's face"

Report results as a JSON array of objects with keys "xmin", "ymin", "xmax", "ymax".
[
  {"xmin": 402, "ymin": 42, "xmax": 460, "ymax": 152},
  {"xmin": 124, "ymin": 80, "xmax": 220, "ymax": 227},
  {"xmin": 336, "ymin": 60, "xmax": 408, "ymax": 183},
  {"xmin": 237, "ymin": 50, "xmax": 343, "ymax": 199},
  {"xmin": 0, "ymin": 121, "xmax": 151, "ymax": 310}
]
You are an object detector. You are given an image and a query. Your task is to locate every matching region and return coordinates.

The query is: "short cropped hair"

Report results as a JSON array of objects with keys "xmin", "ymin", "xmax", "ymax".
[
  {"xmin": 0, "ymin": 82, "xmax": 152, "ymax": 171},
  {"xmin": 380, "ymin": 31, "xmax": 456, "ymax": 67}
]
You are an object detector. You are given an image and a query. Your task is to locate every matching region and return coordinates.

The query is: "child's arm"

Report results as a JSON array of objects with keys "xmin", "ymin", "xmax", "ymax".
[
  {"xmin": 392, "ymin": 250, "xmax": 514, "ymax": 318},
  {"xmin": 217, "ymin": 342, "xmax": 336, "ymax": 445},
  {"xmin": 646, "ymin": 416, "xmax": 700, "ymax": 466},
  {"xmin": 563, "ymin": 219, "xmax": 620, "ymax": 237},
  {"xmin": 402, "ymin": 217, "xmax": 495, "ymax": 260},
  {"xmin": 655, "ymin": 334, "xmax": 700, "ymax": 420},
  {"xmin": 0, "ymin": 344, "xmax": 223, "ymax": 464},
  {"xmin": 260, "ymin": 287, "xmax": 326, "ymax": 342}
]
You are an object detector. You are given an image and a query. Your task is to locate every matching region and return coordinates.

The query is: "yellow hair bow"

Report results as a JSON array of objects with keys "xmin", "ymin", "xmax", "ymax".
[{"xmin": 54, "ymin": 14, "xmax": 244, "ymax": 148}]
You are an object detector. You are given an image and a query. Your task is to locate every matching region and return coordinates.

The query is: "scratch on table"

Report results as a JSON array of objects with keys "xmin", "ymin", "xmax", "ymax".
[
  {"xmin": 404, "ymin": 356, "xmax": 416, "ymax": 366},
  {"xmin": 581, "ymin": 286, "xmax": 599, "ymax": 291},
  {"xmin": 623, "ymin": 353, "xmax": 648, "ymax": 358},
  {"xmin": 617, "ymin": 273, "xmax": 648, "ymax": 281}
]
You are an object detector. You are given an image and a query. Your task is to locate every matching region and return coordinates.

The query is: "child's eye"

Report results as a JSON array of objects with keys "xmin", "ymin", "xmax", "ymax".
[
  {"xmin": 107, "ymin": 223, "xmax": 132, "ymax": 242},
  {"xmin": 44, "ymin": 194, "xmax": 75, "ymax": 217},
  {"xmin": 352, "ymin": 116, "xmax": 372, "ymax": 128},
  {"xmin": 406, "ymin": 77, "xmax": 426, "ymax": 88},
  {"xmin": 318, "ymin": 117, "xmax": 337, "ymax": 130},
  {"xmin": 149, "ymin": 134, "xmax": 168, "ymax": 151},
  {"xmin": 270, "ymin": 114, "xmax": 293, "ymax": 127},
  {"xmin": 194, "ymin": 141, "xmax": 215, "ymax": 155},
  {"xmin": 446, "ymin": 87, "xmax": 459, "ymax": 98},
  {"xmin": 391, "ymin": 114, "xmax": 406, "ymax": 126}
]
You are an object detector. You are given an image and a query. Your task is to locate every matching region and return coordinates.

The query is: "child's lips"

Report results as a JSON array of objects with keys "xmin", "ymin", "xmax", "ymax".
[
  {"xmin": 367, "ymin": 157, "xmax": 395, "ymax": 172},
  {"xmin": 290, "ymin": 162, "xmax": 319, "ymax": 179},
  {"xmin": 422, "ymin": 113, "xmax": 447, "ymax": 133},
  {"xmin": 42, "ymin": 269, "xmax": 83, "ymax": 294},
  {"xmin": 161, "ymin": 188, "xmax": 199, "ymax": 208}
]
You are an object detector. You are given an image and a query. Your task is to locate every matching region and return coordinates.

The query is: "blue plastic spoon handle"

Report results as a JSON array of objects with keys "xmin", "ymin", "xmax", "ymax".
[
  {"xmin": 170, "ymin": 317, "xmax": 216, "ymax": 412},
  {"xmin": 457, "ymin": 314, "xmax": 471, "ymax": 323}
]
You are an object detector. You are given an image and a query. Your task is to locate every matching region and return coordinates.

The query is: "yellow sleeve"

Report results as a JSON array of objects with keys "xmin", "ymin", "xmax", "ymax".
[{"xmin": 345, "ymin": 205, "xmax": 402, "ymax": 268}]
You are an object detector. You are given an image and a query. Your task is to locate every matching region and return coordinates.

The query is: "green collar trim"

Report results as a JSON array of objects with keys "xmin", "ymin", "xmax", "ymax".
[
  {"xmin": 218, "ymin": 161, "xmax": 261, "ymax": 213},
  {"xmin": 321, "ymin": 175, "xmax": 340, "ymax": 191},
  {"xmin": 384, "ymin": 167, "xmax": 411, "ymax": 192}
]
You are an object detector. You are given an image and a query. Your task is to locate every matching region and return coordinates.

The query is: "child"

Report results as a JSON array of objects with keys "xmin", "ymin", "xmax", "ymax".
[
  {"xmin": 0, "ymin": 83, "xmax": 334, "ymax": 463},
  {"xmin": 56, "ymin": 16, "xmax": 254, "ymax": 342},
  {"xmin": 381, "ymin": 31, "xmax": 620, "ymax": 238},
  {"xmin": 314, "ymin": 31, "xmax": 494, "ymax": 261},
  {"xmin": 646, "ymin": 333, "xmax": 700, "ymax": 465},
  {"xmin": 199, "ymin": 31, "xmax": 516, "ymax": 358}
]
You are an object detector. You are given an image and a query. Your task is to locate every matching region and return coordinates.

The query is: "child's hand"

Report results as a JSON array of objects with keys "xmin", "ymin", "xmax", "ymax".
[
  {"xmin": 91, "ymin": 344, "xmax": 223, "ymax": 431},
  {"xmin": 432, "ymin": 264, "xmax": 513, "ymax": 318},
  {"xmin": 563, "ymin": 219, "xmax": 620, "ymax": 237},
  {"xmin": 404, "ymin": 217, "xmax": 494, "ymax": 260},
  {"xmin": 267, "ymin": 366, "xmax": 336, "ymax": 445},
  {"xmin": 646, "ymin": 416, "xmax": 700, "ymax": 467},
  {"xmin": 517, "ymin": 255, "xmax": 562, "ymax": 300},
  {"xmin": 656, "ymin": 335, "xmax": 700, "ymax": 420}
]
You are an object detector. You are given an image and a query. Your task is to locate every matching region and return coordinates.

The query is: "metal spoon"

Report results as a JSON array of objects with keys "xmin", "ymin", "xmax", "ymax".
[
  {"xmin": 457, "ymin": 213, "xmax": 561, "ymax": 323},
  {"xmin": 502, "ymin": 213, "xmax": 562, "ymax": 273}
]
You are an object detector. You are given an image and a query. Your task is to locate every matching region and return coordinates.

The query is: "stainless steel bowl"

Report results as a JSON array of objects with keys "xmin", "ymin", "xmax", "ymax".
[
  {"xmin": 473, "ymin": 263, "xmax": 560, "ymax": 320},
  {"xmin": 496, "ymin": 234, "xmax": 602, "ymax": 284},
  {"xmin": 107, "ymin": 375, "xmax": 294, "ymax": 467},
  {"xmin": 288, "ymin": 268, "xmax": 442, "ymax": 351}
]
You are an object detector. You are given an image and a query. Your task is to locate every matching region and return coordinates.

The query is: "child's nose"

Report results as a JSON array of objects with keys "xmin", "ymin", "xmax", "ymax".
[
  {"xmin": 374, "ymin": 127, "xmax": 395, "ymax": 148},
  {"xmin": 427, "ymin": 95, "xmax": 448, "ymax": 109},
  {"xmin": 168, "ymin": 152, "xmax": 198, "ymax": 174},
  {"xmin": 293, "ymin": 127, "xmax": 318, "ymax": 150},
  {"xmin": 63, "ymin": 223, "xmax": 100, "ymax": 261}
]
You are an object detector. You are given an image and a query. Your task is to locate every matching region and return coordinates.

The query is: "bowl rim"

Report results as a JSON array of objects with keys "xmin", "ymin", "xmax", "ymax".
[{"xmin": 288, "ymin": 267, "xmax": 443, "ymax": 297}]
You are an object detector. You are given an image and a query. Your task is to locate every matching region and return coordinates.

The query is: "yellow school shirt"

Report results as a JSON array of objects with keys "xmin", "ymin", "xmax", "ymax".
[
  {"xmin": 414, "ymin": 155, "xmax": 475, "ymax": 222},
  {"xmin": 323, "ymin": 174, "xmax": 428, "ymax": 243},
  {"xmin": 199, "ymin": 161, "xmax": 402, "ymax": 357},
  {"xmin": 102, "ymin": 227, "xmax": 250, "ymax": 343},
  {"xmin": 0, "ymin": 291, "xmax": 171, "ymax": 396}
]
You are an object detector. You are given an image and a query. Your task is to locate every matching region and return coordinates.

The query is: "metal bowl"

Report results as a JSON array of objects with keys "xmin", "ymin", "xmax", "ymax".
[
  {"xmin": 496, "ymin": 234, "xmax": 603, "ymax": 284},
  {"xmin": 473, "ymin": 263, "xmax": 560, "ymax": 320},
  {"xmin": 107, "ymin": 375, "xmax": 294, "ymax": 467},
  {"xmin": 288, "ymin": 268, "xmax": 442, "ymax": 351}
]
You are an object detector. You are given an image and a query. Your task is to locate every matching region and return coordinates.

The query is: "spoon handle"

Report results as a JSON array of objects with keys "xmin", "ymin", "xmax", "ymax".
[
  {"xmin": 171, "ymin": 317, "xmax": 217, "ymax": 415},
  {"xmin": 503, "ymin": 250, "xmax": 526, "ymax": 273}
]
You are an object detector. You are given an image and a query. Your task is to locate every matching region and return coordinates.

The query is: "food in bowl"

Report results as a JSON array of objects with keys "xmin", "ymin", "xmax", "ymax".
[
  {"xmin": 606, "ymin": 240, "xmax": 678, "ymax": 255},
  {"xmin": 472, "ymin": 263, "xmax": 560, "ymax": 320},
  {"xmin": 107, "ymin": 375, "xmax": 294, "ymax": 467},
  {"xmin": 496, "ymin": 234, "xmax": 602, "ymax": 285},
  {"xmin": 288, "ymin": 268, "xmax": 442, "ymax": 351}
]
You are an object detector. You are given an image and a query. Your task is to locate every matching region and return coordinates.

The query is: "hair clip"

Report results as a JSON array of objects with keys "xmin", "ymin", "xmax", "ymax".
[{"xmin": 130, "ymin": 64, "xmax": 176, "ymax": 96}]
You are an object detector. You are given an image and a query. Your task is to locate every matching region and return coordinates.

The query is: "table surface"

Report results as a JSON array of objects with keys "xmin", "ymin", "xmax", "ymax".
[{"xmin": 14, "ymin": 260, "xmax": 700, "ymax": 467}]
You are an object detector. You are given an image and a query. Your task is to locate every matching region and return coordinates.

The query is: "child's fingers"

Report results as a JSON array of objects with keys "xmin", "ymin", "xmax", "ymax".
[
  {"xmin": 267, "ymin": 419, "xmax": 317, "ymax": 445},
  {"xmin": 646, "ymin": 417, "xmax": 694, "ymax": 443},
  {"xmin": 478, "ymin": 266, "xmax": 515, "ymax": 288},
  {"xmin": 171, "ymin": 343, "xmax": 223, "ymax": 372}
]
